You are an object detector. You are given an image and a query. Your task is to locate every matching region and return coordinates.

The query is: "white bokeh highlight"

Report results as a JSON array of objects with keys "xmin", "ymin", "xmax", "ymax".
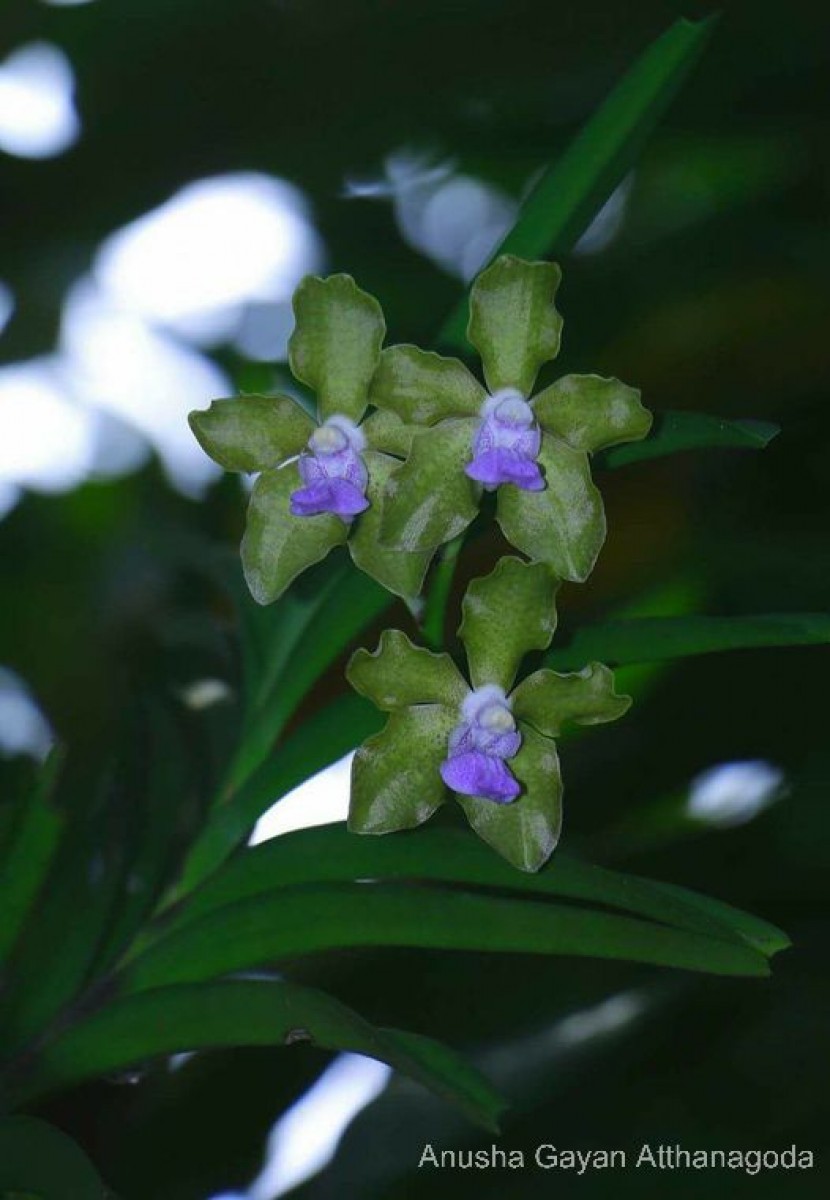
[
  {"xmin": 687, "ymin": 760, "xmax": 785, "ymax": 828},
  {"xmin": 0, "ymin": 282, "xmax": 14, "ymax": 336},
  {"xmin": 247, "ymin": 1054, "xmax": 391, "ymax": 1199},
  {"xmin": 250, "ymin": 753, "xmax": 353, "ymax": 844},
  {"xmin": 0, "ymin": 42, "xmax": 80, "ymax": 159},
  {"xmin": 0, "ymin": 668, "xmax": 54, "ymax": 761},
  {"xmin": 95, "ymin": 173, "xmax": 322, "ymax": 352}
]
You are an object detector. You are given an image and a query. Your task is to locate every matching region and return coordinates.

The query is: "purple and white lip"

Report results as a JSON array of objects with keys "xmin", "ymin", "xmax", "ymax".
[
  {"xmin": 465, "ymin": 389, "xmax": 545, "ymax": 493},
  {"xmin": 289, "ymin": 414, "xmax": 370, "ymax": 520},
  {"xmin": 440, "ymin": 684, "xmax": 522, "ymax": 804}
]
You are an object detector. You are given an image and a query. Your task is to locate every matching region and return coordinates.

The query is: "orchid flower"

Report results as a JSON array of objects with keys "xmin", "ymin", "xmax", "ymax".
[
  {"xmin": 346, "ymin": 556, "xmax": 630, "ymax": 871},
  {"xmin": 370, "ymin": 255, "xmax": 652, "ymax": 582},
  {"xmin": 189, "ymin": 274, "xmax": 428, "ymax": 603}
]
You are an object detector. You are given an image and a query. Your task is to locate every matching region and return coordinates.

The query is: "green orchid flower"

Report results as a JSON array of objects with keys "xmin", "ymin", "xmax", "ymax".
[
  {"xmin": 370, "ymin": 254, "xmax": 652, "ymax": 582},
  {"xmin": 189, "ymin": 274, "xmax": 427, "ymax": 603},
  {"xmin": 346, "ymin": 556, "xmax": 631, "ymax": 871}
]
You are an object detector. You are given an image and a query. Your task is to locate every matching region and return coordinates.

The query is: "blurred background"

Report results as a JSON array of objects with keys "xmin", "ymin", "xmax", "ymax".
[{"xmin": 1, "ymin": 0, "xmax": 829, "ymax": 1196}]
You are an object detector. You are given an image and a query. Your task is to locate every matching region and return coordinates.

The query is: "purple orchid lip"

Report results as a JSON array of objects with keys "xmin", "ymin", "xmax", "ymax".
[
  {"xmin": 290, "ymin": 414, "xmax": 370, "ymax": 521},
  {"xmin": 440, "ymin": 684, "xmax": 522, "ymax": 804},
  {"xmin": 465, "ymin": 389, "xmax": 544, "ymax": 493}
]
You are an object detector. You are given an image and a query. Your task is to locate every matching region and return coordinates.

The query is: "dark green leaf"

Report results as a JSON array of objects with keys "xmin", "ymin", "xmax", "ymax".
[
  {"xmin": 0, "ymin": 750, "xmax": 64, "ymax": 967},
  {"xmin": 598, "ymin": 410, "xmax": 780, "ymax": 469},
  {"xmin": 122, "ymin": 880, "xmax": 771, "ymax": 996},
  {"xmin": 440, "ymin": 17, "xmax": 717, "ymax": 346},
  {"xmin": 546, "ymin": 613, "xmax": 830, "ymax": 672},
  {"xmin": 147, "ymin": 824, "xmax": 789, "ymax": 959},
  {"xmin": 12, "ymin": 981, "xmax": 504, "ymax": 1132},
  {"xmin": 0, "ymin": 1117, "xmax": 106, "ymax": 1199}
]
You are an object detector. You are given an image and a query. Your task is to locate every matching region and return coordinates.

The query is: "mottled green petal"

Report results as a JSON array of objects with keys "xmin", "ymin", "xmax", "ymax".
[
  {"xmin": 381, "ymin": 420, "xmax": 479, "ymax": 552},
  {"xmin": 458, "ymin": 723, "xmax": 562, "ymax": 873},
  {"xmin": 289, "ymin": 274, "xmax": 384, "ymax": 422},
  {"xmin": 188, "ymin": 394, "xmax": 314, "ymax": 472},
  {"xmin": 534, "ymin": 374, "xmax": 652, "ymax": 454},
  {"xmin": 459, "ymin": 556, "xmax": 560, "ymax": 692},
  {"xmin": 496, "ymin": 433, "xmax": 606, "ymax": 582},
  {"xmin": 467, "ymin": 256, "xmax": 563, "ymax": 396},
  {"xmin": 348, "ymin": 451, "xmax": 433, "ymax": 598},
  {"xmin": 241, "ymin": 465, "xmax": 346, "ymax": 605},
  {"xmin": 511, "ymin": 663, "xmax": 631, "ymax": 737},
  {"xmin": 349, "ymin": 705, "xmax": 455, "ymax": 834},
  {"xmin": 369, "ymin": 345, "xmax": 485, "ymax": 425},
  {"xmin": 361, "ymin": 408, "xmax": 416, "ymax": 458},
  {"xmin": 347, "ymin": 629, "xmax": 468, "ymax": 711}
]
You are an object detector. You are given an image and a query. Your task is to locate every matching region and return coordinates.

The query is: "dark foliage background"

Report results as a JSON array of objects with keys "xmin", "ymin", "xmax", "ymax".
[{"xmin": 1, "ymin": 0, "xmax": 829, "ymax": 1196}]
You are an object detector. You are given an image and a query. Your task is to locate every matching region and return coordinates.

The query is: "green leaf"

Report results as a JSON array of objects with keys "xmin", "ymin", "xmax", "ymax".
[
  {"xmin": 349, "ymin": 705, "xmax": 456, "ymax": 834},
  {"xmin": 188, "ymin": 394, "xmax": 314, "ymax": 472},
  {"xmin": 361, "ymin": 408, "xmax": 416, "ymax": 457},
  {"xmin": 0, "ymin": 750, "xmax": 64, "ymax": 967},
  {"xmin": 12, "ymin": 981, "xmax": 504, "ymax": 1132},
  {"xmin": 174, "ymin": 694, "xmax": 382, "ymax": 900},
  {"xmin": 348, "ymin": 451, "xmax": 433, "ymax": 598},
  {"xmin": 289, "ymin": 274, "xmax": 384, "ymax": 422},
  {"xmin": 458, "ymin": 722, "xmax": 562, "ymax": 872},
  {"xmin": 121, "ymin": 880, "xmax": 771, "ymax": 997},
  {"xmin": 0, "ymin": 1117, "xmax": 107, "ymax": 1199},
  {"xmin": 598, "ymin": 410, "xmax": 780, "ymax": 469},
  {"xmin": 148, "ymin": 824, "xmax": 789, "ymax": 958},
  {"xmin": 511, "ymin": 663, "xmax": 631, "ymax": 737},
  {"xmin": 439, "ymin": 17, "xmax": 717, "ymax": 347},
  {"xmin": 241, "ymin": 464, "xmax": 347, "ymax": 604},
  {"xmin": 496, "ymin": 434, "xmax": 606, "ymax": 582},
  {"xmin": 467, "ymin": 257, "xmax": 562, "ymax": 396},
  {"xmin": 546, "ymin": 613, "xmax": 830, "ymax": 672},
  {"xmin": 534, "ymin": 375, "xmax": 652, "ymax": 454},
  {"xmin": 347, "ymin": 630, "xmax": 467, "ymax": 711},
  {"xmin": 459, "ymin": 556, "xmax": 560, "ymax": 691},
  {"xmin": 369, "ymin": 345, "xmax": 485, "ymax": 425},
  {"xmin": 380, "ymin": 420, "xmax": 479, "ymax": 552}
]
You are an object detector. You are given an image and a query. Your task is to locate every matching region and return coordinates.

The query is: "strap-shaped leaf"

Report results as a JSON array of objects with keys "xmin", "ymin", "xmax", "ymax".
[
  {"xmin": 380, "ymin": 420, "xmax": 479, "ymax": 552},
  {"xmin": 349, "ymin": 705, "xmax": 456, "ymax": 833},
  {"xmin": 511, "ymin": 663, "xmax": 631, "ymax": 737},
  {"xmin": 496, "ymin": 434, "xmax": 606, "ymax": 582},
  {"xmin": 289, "ymin": 274, "xmax": 384, "ymax": 421},
  {"xmin": 188, "ymin": 394, "xmax": 315, "ymax": 472},
  {"xmin": 439, "ymin": 18, "xmax": 717, "ymax": 347},
  {"xmin": 151, "ymin": 823, "xmax": 788, "ymax": 957},
  {"xmin": 348, "ymin": 451, "xmax": 433, "ymax": 599},
  {"xmin": 458, "ymin": 723, "xmax": 562, "ymax": 872},
  {"xmin": 361, "ymin": 408, "xmax": 416, "ymax": 457},
  {"xmin": 241, "ymin": 464, "xmax": 346, "ymax": 605},
  {"xmin": 12, "ymin": 981, "xmax": 505, "ymax": 1132},
  {"xmin": 598, "ymin": 410, "xmax": 779, "ymax": 469},
  {"xmin": 459, "ymin": 556, "xmax": 559, "ymax": 691},
  {"xmin": 545, "ymin": 612, "xmax": 830, "ymax": 672},
  {"xmin": 534, "ymin": 375, "xmax": 652, "ymax": 454},
  {"xmin": 467, "ymin": 256, "xmax": 563, "ymax": 396},
  {"xmin": 370, "ymin": 345, "xmax": 485, "ymax": 425},
  {"xmin": 122, "ymin": 879, "xmax": 770, "ymax": 995},
  {"xmin": 347, "ymin": 630, "xmax": 467, "ymax": 711},
  {"xmin": 0, "ymin": 1116, "xmax": 107, "ymax": 1198}
]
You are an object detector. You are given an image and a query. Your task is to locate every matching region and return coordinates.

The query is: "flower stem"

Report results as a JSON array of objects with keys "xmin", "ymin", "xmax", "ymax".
[{"xmin": 422, "ymin": 533, "xmax": 465, "ymax": 650}]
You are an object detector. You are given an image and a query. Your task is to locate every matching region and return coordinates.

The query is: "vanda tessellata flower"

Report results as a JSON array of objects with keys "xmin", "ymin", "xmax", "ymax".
[
  {"xmin": 188, "ymin": 273, "xmax": 431, "ymax": 603},
  {"xmin": 369, "ymin": 254, "xmax": 652, "ymax": 582},
  {"xmin": 346, "ymin": 556, "xmax": 631, "ymax": 872}
]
